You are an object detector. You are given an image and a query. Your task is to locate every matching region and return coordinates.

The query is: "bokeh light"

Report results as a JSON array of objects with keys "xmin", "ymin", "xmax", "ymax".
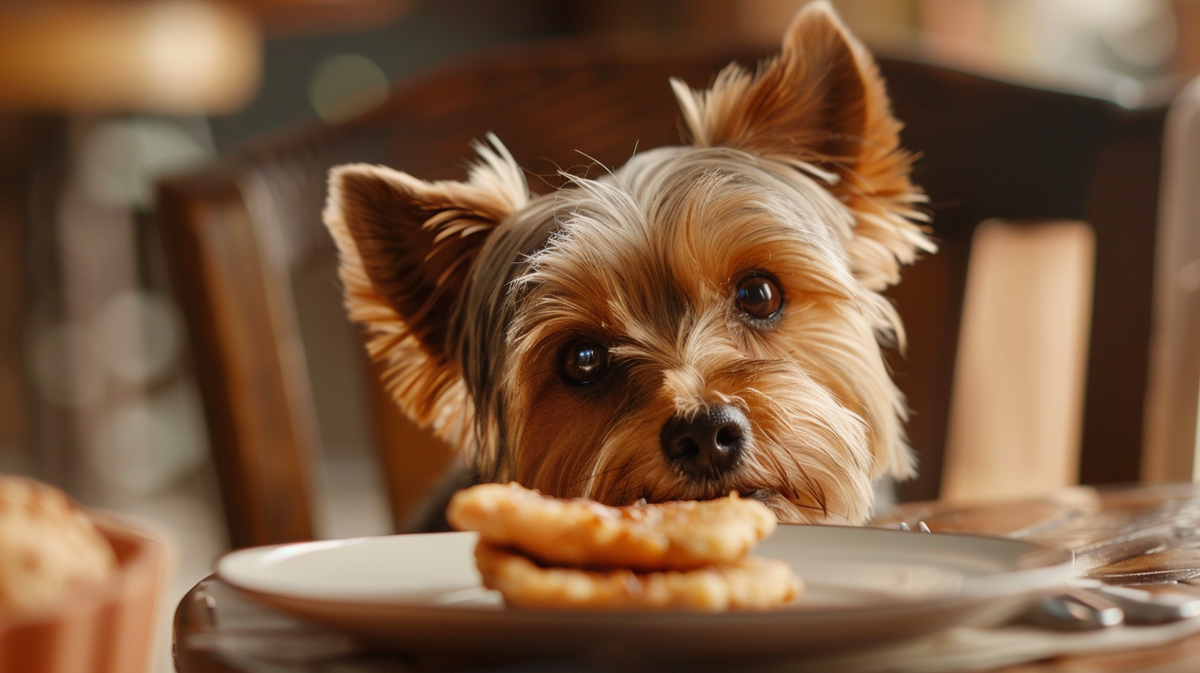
[
  {"xmin": 78, "ymin": 119, "xmax": 211, "ymax": 209},
  {"xmin": 307, "ymin": 53, "xmax": 389, "ymax": 124},
  {"xmin": 93, "ymin": 289, "xmax": 183, "ymax": 386}
]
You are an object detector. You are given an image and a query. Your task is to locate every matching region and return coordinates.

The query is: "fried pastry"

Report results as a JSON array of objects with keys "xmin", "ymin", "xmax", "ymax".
[
  {"xmin": 447, "ymin": 482, "xmax": 776, "ymax": 571},
  {"xmin": 474, "ymin": 542, "xmax": 800, "ymax": 611}
]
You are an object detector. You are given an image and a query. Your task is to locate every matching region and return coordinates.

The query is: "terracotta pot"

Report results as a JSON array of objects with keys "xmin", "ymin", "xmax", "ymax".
[{"xmin": 0, "ymin": 512, "xmax": 169, "ymax": 673}]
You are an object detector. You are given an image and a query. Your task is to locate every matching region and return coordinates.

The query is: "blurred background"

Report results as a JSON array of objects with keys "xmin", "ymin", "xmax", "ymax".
[{"xmin": 0, "ymin": 1, "xmax": 1197, "ymax": 670}]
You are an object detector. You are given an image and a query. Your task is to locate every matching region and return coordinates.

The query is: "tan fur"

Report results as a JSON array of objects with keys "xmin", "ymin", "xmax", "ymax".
[{"xmin": 323, "ymin": 2, "xmax": 932, "ymax": 524}]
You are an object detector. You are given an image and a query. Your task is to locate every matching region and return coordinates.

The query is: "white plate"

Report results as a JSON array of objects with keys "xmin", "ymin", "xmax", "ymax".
[{"xmin": 218, "ymin": 525, "xmax": 1075, "ymax": 661}]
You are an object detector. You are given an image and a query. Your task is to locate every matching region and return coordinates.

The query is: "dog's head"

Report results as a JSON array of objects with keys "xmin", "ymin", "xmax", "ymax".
[{"xmin": 324, "ymin": 2, "xmax": 933, "ymax": 524}]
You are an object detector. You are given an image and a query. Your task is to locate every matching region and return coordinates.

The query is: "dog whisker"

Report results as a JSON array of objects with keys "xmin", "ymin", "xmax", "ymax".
[{"xmin": 569, "ymin": 459, "xmax": 629, "ymax": 489}]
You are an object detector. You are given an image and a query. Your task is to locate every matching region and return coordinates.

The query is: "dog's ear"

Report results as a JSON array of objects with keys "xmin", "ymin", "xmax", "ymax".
[
  {"xmin": 323, "ymin": 135, "xmax": 528, "ymax": 446},
  {"xmin": 671, "ymin": 0, "xmax": 934, "ymax": 291}
]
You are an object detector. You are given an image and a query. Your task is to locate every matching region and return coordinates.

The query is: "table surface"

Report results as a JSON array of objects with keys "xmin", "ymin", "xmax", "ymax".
[{"xmin": 174, "ymin": 483, "xmax": 1200, "ymax": 672}]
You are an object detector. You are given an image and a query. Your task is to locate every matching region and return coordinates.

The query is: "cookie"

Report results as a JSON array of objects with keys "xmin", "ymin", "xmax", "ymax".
[
  {"xmin": 0, "ymin": 474, "xmax": 117, "ymax": 614},
  {"xmin": 475, "ymin": 542, "xmax": 800, "ymax": 611},
  {"xmin": 447, "ymin": 482, "xmax": 777, "ymax": 571}
]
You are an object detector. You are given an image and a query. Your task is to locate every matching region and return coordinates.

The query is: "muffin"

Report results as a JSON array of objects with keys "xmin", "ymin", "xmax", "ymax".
[{"xmin": 0, "ymin": 474, "xmax": 117, "ymax": 615}]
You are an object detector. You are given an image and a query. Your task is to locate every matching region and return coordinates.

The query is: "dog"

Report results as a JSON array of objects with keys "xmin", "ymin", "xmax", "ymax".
[{"xmin": 323, "ymin": 1, "xmax": 933, "ymax": 526}]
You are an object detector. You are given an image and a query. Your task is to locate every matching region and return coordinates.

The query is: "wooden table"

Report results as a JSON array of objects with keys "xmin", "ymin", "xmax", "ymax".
[{"xmin": 174, "ymin": 483, "xmax": 1200, "ymax": 672}]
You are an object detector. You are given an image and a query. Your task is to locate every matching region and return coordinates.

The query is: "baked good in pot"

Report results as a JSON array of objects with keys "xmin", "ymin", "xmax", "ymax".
[{"xmin": 0, "ymin": 474, "xmax": 117, "ymax": 614}]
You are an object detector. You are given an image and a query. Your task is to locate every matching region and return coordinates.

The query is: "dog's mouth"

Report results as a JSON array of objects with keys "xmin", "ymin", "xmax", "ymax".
[
  {"xmin": 633, "ymin": 488, "xmax": 778, "ymax": 506},
  {"xmin": 694, "ymin": 488, "xmax": 781, "ymax": 505},
  {"xmin": 736, "ymin": 489, "xmax": 777, "ymax": 503}
]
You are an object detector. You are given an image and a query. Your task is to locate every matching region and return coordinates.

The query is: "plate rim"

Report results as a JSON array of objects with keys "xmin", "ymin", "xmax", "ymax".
[{"xmin": 216, "ymin": 523, "xmax": 1077, "ymax": 616}]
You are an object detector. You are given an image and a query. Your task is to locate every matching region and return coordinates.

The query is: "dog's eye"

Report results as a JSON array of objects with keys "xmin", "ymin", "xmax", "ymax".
[
  {"xmin": 736, "ymin": 275, "xmax": 783, "ymax": 321},
  {"xmin": 559, "ymin": 339, "xmax": 609, "ymax": 386}
]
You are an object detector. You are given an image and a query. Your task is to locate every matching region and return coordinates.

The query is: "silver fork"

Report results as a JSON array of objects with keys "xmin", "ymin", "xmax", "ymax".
[{"xmin": 897, "ymin": 520, "xmax": 1200, "ymax": 630}]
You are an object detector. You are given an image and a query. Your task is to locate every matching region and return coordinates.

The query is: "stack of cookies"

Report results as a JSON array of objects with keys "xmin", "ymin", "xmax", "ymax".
[{"xmin": 447, "ymin": 483, "xmax": 800, "ymax": 611}]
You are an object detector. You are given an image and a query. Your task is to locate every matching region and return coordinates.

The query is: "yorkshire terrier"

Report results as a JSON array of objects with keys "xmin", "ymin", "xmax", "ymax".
[{"xmin": 323, "ymin": 2, "xmax": 933, "ymax": 526}]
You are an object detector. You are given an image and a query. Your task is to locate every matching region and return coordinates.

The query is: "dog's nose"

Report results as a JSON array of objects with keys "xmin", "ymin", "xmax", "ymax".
[{"xmin": 660, "ymin": 405, "xmax": 750, "ymax": 479}]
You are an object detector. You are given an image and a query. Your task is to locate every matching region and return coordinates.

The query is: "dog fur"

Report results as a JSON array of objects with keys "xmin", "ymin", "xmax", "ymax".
[{"xmin": 323, "ymin": 1, "xmax": 933, "ymax": 525}]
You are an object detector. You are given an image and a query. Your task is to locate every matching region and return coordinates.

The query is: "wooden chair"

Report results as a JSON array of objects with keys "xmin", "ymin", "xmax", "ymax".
[{"xmin": 156, "ymin": 38, "xmax": 1194, "ymax": 549}]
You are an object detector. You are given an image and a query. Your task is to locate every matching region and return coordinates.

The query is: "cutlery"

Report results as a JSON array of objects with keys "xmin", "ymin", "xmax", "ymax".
[{"xmin": 897, "ymin": 520, "xmax": 1200, "ymax": 629}]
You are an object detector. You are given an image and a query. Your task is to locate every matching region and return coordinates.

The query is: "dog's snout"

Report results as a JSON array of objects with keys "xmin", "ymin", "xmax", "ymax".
[{"xmin": 660, "ymin": 405, "xmax": 749, "ymax": 479}]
